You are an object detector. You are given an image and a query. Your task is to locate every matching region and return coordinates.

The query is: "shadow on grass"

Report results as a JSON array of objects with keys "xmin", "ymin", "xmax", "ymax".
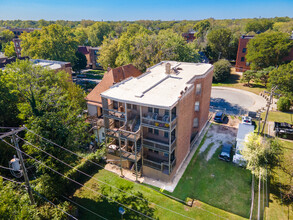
[
  {"xmin": 213, "ymin": 73, "xmax": 241, "ymax": 85},
  {"xmin": 270, "ymin": 177, "xmax": 293, "ymax": 207}
]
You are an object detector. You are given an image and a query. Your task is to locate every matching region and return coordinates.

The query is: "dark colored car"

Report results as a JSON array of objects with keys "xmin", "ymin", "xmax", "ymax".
[
  {"xmin": 213, "ymin": 112, "xmax": 225, "ymax": 123},
  {"xmin": 218, "ymin": 143, "xmax": 233, "ymax": 162}
]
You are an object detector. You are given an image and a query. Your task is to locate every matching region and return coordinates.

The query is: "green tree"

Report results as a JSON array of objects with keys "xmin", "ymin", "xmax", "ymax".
[
  {"xmin": 193, "ymin": 20, "xmax": 211, "ymax": 40},
  {"xmin": 255, "ymin": 66, "xmax": 275, "ymax": 87},
  {"xmin": 277, "ymin": 97, "xmax": 291, "ymax": 112},
  {"xmin": 2, "ymin": 60, "xmax": 91, "ymax": 196},
  {"xmin": 0, "ymin": 29, "xmax": 14, "ymax": 51},
  {"xmin": 4, "ymin": 41, "xmax": 16, "ymax": 57},
  {"xmin": 87, "ymin": 22, "xmax": 112, "ymax": 46},
  {"xmin": 242, "ymin": 134, "xmax": 283, "ymax": 178},
  {"xmin": 97, "ymin": 37, "xmax": 119, "ymax": 69},
  {"xmin": 72, "ymin": 51, "xmax": 87, "ymax": 73},
  {"xmin": 240, "ymin": 70, "xmax": 256, "ymax": 86},
  {"xmin": 207, "ymin": 28, "xmax": 232, "ymax": 60},
  {"xmin": 246, "ymin": 31, "xmax": 293, "ymax": 70},
  {"xmin": 245, "ymin": 19, "xmax": 273, "ymax": 33},
  {"xmin": 20, "ymin": 24, "xmax": 78, "ymax": 63},
  {"xmin": 268, "ymin": 61, "xmax": 293, "ymax": 99},
  {"xmin": 213, "ymin": 59, "xmax": 231, "ymax": 82}
]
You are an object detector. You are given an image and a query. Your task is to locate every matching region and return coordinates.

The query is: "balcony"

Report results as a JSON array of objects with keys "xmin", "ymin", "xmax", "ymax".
[
  {"xmin": 143, "ymin": 154, "xmax": 176, "ymax": 174},
  {"xmin": 141, "ymin": 113, "xmax": 177, "ymax": 130},
  {"xmin": 104, "ymin": 108, "xmax": 126, "ymax": 121},
  {"xmin": 143, "ymin": 135, "xmax": 176, "ymax": 153},
  {"xmin": 107, "ymin": 142, "xmax": 141, "ymax": 162}
]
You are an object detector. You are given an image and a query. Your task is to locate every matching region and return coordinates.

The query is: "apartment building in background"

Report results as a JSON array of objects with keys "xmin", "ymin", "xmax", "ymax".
[
  {"xmin": 86, "ymin": 64, "xmax": 142, "ymax": 143},
  {"xmin": 235, "ymin": 34, "xmax": 293, "ymax": 72},
  {"xmin": 101, "ymin": 61, "xmax": 213, "ymax": 182}
]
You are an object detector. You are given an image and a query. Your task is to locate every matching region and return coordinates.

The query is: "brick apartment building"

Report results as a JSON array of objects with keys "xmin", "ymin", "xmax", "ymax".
[
  {"xmin": 235, "ymin": 35, "xmax": 293, "ymax": 72},
  {"xmin": 78, "ymin": 46, "xmax": 102, "ymax": 69},
  {"xmin": 100, "ymin": 61, "xmax": 213, "ymax": 182},
  {"xmin": 85, "ymin": 64, "xmax": 142, "ymax": 143}
]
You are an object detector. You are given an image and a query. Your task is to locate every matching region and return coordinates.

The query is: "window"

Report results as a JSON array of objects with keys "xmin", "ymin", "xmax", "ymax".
[
  {"xmin": 154, "ymin": 108, "xmax": 159, "ymax": 114},
  {"xmin": 196, "ymin": 83, "xmax": 201, "ymax": 95},
  {"xmin": 164, "ymin": 153, "xmax": 169, "ymax": 157},
  {"xmin": 194, "ymin": 101, "xmax": 200, "ymax": 111},
  {"xmin": 133, "ymin": 105, "xmax": 137, "ymax": 110},
  {"xmin": 193, "ymin": 118, "xmax": 199, "ymax": 128},
  {"xmin": 148, "ymin": 107, "xmax": 153, "ymax": 113},
  {"xmin": 165, "ymin": 110, "xmax": 169, "ymax": 116},
  {"xmin": 242, "ymin": 48, "xmax": 246, "ymax": 53},
  {"xmin": 113, "ymin": 101, "xmax": 118, "ymax": 109},
  {"xmin": 154, "ymin": 129, "xmax": 159, "ymax": 135},
  {"xmin": 164, "ymin": 132, "xmax": 169, "ymax": 138},
  {"xmin": 127, "ymin": 104, "xmax": 131, "ymax": 109},
  {"xmin": 102, "ymin": 132, "xmax": 105, "ymax": 137},
  {"xmin": 148, "ymin": 128, "xmax": 153, "ymax": 133},
  {"xmin": 241, "ymin": 57, "xmax": 245, "ymax": 62}
]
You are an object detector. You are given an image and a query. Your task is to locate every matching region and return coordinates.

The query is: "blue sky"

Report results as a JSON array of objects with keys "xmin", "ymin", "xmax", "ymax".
[{"xmin": 0, "ymin": 0, "xmax": 292, "ymax": 21}]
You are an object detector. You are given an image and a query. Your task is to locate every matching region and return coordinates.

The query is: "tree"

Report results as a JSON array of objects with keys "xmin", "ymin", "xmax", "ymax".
[
  {"xmin": 255, "ymin": 66, "xmax": 275, "ymax": 87},
  {"xmin": 193, "ymin": 20, "xmax": 211, "ymax": 40},
  {"xmin": 268, "ymin": 61, "xmax": 293, "ymax": 99},
  {"xmin": 240, "ymin": 70, "xmax": 256, "ymax": 86},
  {"xmin": 97, "ymin": 37, "xmax": 119, "ymax": 69},
  {"xmin": 246, "ymin": 31, "xmax": 293, "ymax": 70},
  {"xmin": 242, "ymin": 134, "xmax": 283, "ymax": 178},
  {"xmin": 213, "ymin": 59, "xmax": 231, "ymax": 82},
  {"xmin": 244, "ymin": 19, "xmax": 273, "ymax": 33},
  {"xmin": 0, "ymin": 29, "xmax": 14, "ymax": 51},
  {"xmin": 20, "ymin": 24, "xmax": 78, "ymax": 63},
  {"xmin": 4, "ymin": 41, "xmax": 16, "ymax": 57},
  {"xmin": 207, "ymin": 28, "xmax": 232, "ymax": 60},
  {"xmin": 2, "ymin": 60, "xmax": 91, "ymax": 196},
  {"xmin": 72, "ymin": 51, "xmax": 87, "ymax": 73},
  {"xmin": 87, "ymin": 22, "xmax": 112, "ymax": 46},
  {"xmin": 277, "ymin": 97, "xmax": 291, "ymax": 112}
]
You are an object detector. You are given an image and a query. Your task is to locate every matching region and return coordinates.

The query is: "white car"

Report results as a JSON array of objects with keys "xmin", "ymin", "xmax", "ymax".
[{"xmin": 242, "ymin": 116, "xmax": 252, "ymax": 125}]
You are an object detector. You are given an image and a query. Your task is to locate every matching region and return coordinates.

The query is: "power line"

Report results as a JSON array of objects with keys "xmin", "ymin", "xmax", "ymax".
[
  {"xmin": 0, "ymin": 175, "xmax": 23, "ymax": 185},
  {"xmin": 24, "ymin": 127, "xmax": 227, "ymax": 220},
  {"xmin": 62, "ymin": 195, "xmax": 108, "ymax": 220},
  {"xmin": 0, "ymin": 165, "xmax": 13, "ymax": 170},
  {"xmin": 0, "ymin": 138, "xmax": 155, "ymax": 220}
]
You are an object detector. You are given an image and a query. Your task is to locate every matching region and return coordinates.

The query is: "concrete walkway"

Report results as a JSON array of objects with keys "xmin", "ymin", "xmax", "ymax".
[{"xmin": 142, "ymin": 121, "xmax": 211, "ymax": 192}]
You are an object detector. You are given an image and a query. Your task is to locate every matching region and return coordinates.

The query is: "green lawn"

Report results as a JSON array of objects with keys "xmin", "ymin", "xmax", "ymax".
[
  {"xmin": 265, "ymin": 140, "xmax": 293, "ymax": 220},
  {"xmin": 73, "ymin": 168, "xmax": 245, "ymax": 220},
  {"xmin": 171, "ymin": 138, "xmax": 252, "ymax": 218},
  {"xmin": 212, "ymin": 68, "xmax": 266, "ymax": 95},
  {"xmin": 261, "ymin": 111, "xmax": 293, "ymax": 124}
]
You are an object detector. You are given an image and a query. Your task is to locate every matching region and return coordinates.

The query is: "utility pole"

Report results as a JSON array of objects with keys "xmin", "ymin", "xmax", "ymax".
[
  {"xmin": 261, "ymin": 86, "xmax": 277, "ymax": 135},
  {"xmin": 12, "ymin": 132, "xmax": 35, "ymax": 205}
]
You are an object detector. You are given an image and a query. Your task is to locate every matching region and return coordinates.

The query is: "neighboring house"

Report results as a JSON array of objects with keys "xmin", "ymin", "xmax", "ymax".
[
  {"xmin": 3, "ymin": 27, "xmax": 38, "ymax": 37},
  {"xmin": 182, "ymin": 30, "xmax": 196, "ymax": 43},
  {"xmin": 31, "ymin": 59, "xmax": 73, "ymax": 79},
  {"xmin": 77, "ymin": 46, "xmax": 102, "ymax": 69},
  {"xmin": 0, "ymin": 56, "xmax": 29, "ymax": 69},
  {"xmin": 233, "ymin": 123, "xmax": 255, "ymax": 166},
  {"xmin": 235, "ymin": 34, "xmax": 293, "ymax": 72},
  {"xmin": 85, "ymin": 64, "xmax": 142, "ymax": 143},
  {"xmin": 101, "ymin": 61, "xmax": 213, "ymax": 182},
  {"xmin": 13, "ymin": 38, "xmax": 22, "ymax": 58}
]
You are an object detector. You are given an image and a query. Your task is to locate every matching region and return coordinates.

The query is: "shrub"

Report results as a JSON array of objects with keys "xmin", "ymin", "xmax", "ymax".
[
  {"xmin": 277, "ymin": 97, "xmax": 291, "ymax": 112},
  {"xmin": 213, "ymin": 59, "xmax": 231, "ymax": 82}
]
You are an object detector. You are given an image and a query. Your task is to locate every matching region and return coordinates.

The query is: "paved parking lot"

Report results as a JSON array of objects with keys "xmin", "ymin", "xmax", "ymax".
[{"xmin": 210, "ymin": 87, "xmax": 267, "ymax": 114}]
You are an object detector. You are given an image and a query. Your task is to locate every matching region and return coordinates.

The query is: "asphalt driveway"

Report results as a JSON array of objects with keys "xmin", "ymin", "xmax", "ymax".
[{"xmin": 210, "ymin": 87, "xmax": 267, "ymax": 115}]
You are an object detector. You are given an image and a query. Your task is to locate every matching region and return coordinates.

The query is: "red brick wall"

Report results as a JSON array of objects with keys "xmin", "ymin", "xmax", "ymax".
[{"xmin": 235, "ymin": 37, "xmax": 250, "ymax": 72}]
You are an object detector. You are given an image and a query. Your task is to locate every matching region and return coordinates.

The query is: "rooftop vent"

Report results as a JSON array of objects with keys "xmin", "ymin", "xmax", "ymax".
[{"xmin": 165, "ymin": 62, "xmax": 171, "ymax": 74}]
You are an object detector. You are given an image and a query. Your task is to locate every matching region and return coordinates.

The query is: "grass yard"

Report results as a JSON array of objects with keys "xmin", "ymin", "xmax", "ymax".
[
  {"xmin": 265, "ymin": 140, "xmax": 293, "ymax": 220},
  {"xmin": 212, "ymin": 68, "xmax": 266, "ymax": 95},
  {"xmin": 73, "ymin": 168, "xmax": 245, "ymax": 220},
  {"xmin": 261, "ymin": 111, "xmax": 293, "ymax": 124},
  {"xmin": 171, "ymin": 136, "xmax": 252, "ymax": 218}
]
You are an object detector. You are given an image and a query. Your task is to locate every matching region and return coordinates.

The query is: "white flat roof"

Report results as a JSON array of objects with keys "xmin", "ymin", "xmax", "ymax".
[
  {"xmin": 237, "ymin": 123, "xmax": 255, "ymax": 141},
  {"xmin": 101, "ymin": 61, "xmax": 213, "ymax": 108}
]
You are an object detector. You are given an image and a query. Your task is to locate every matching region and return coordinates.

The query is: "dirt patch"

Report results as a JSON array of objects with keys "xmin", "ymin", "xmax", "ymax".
[{"xmin": 200, "ymin": 124, "xmax": 237, "ymax": 161}]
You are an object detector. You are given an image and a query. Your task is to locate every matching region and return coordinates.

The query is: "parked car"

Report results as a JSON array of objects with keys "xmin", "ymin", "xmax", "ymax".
[
  {"xmin": 242, "ymin": 116, "xmax": 252, "ymax": 125},
  {"xmin": 213, "ymin": 112, "xmax": 225, "ymax": 123},
  {"xmin": 218, "ymin": 143, "xmax": 233, "ymax": 162}
]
